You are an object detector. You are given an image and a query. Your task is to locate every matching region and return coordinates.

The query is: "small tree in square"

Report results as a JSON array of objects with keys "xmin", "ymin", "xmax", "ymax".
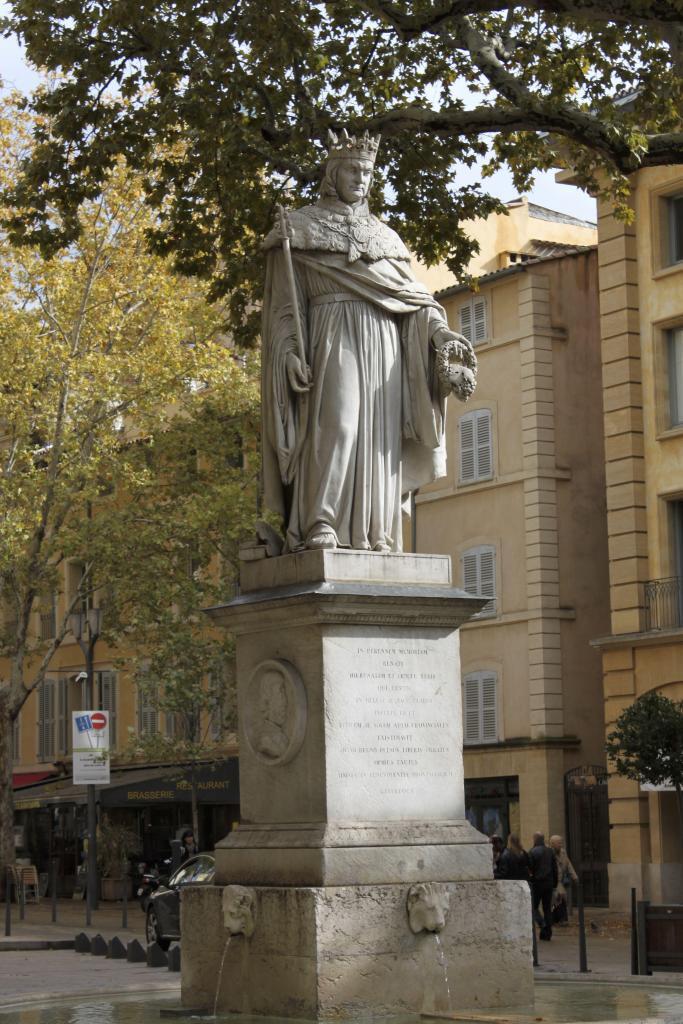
[{"xmin": 605, "ymin": 691, "xmax": 683, "ymax": 847}]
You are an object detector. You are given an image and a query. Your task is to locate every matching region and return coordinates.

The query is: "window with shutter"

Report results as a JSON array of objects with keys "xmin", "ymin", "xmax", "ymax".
[
  {"xmin": 463, "ymin": 672, "xmax": 499, "ymax": 744},
  {"xmin": 458, "ymin": 297, "xmax": 488, "ymax": 346},
  {"xmin": 100, "ymin": 671, "xmax": 117, "ymax": 748},
  {"xmin": 138, "ymin": 685, "xmax": 158, "ymax": 735},
  {"xmin": 38, "ymin": 679, "xmax": 55, "ymax": 760},
  {"xmin": 459, "ymin": 410, "xmax": 493, "ymax": 484},
  {"xmin": 462, "ymin": 546, "xmax": 497, "ymax": 616}
]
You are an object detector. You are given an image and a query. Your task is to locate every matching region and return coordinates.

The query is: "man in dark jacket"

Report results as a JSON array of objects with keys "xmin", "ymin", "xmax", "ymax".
[{"xmin": 528, "ymin": 832, "xmax": 558, "ymax": 940}]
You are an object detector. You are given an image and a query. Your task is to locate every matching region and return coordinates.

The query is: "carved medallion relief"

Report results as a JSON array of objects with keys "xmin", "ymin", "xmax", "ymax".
[{"xmin": 244, "ymin": 659, "xmax": 307, "ymax": 766}]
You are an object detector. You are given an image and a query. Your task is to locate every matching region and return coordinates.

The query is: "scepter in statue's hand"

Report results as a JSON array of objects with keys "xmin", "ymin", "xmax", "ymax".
[{"xmin": 276, "ymin": 204, "xmax": 312, "ymax": 393}]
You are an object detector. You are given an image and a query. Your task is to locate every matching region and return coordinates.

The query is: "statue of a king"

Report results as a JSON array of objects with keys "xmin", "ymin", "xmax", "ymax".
[{"xmin": 261, "ymin": 130, "xmax": 477, "ymax": 554}]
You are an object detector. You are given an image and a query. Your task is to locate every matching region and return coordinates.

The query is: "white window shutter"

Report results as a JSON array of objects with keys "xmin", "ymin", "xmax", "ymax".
[
  {"xmin": 459, "ymin": 302, "xmax": 473, "ymax": 343},
  {"xmin": 473, "ymin": 298, "xmax": 488, "ymax": 344},
  {"xmin": 462, "ymin": 546, "xmax": 497, "ymax": 616},
  {"xmin": 475, "ymin": 410, "xmax": 493, "ymax": 478},
  {"xmin": 479, "ymin": 549, "xmax": 496, "ymax": 603},
  {"xmin": 481, "ymin": 674, "xmax": 498, "ymax": 741},
  {"xmin": 462, "ymin": 552, "xmax": 479, "ymax": 594},
  {"xmin": 463, "ymin": 672, "xmax": 498, "ymax": 744},
  {"xmin": 101, "ymin": 671, "xmax": 117, "ymax": 748},
  {"xmin": 463, "ymin": 676, "xmax": 481, "ymax": 744},
  {"xmin": 459, "ymin": 414, "xmax": 476, "ymax": 483}
]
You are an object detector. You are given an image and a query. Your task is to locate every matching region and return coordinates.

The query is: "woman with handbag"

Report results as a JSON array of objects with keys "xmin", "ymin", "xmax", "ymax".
[{"xmin": 550, "ymin": 834, "xmax": 578, "ymax": 925}]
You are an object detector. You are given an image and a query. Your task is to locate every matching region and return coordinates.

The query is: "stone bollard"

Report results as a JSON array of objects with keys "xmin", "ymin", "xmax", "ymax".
[
  {"xmin": 126, "ymin": 938, "xmax": 146, "ymax": 962},
  {"xmin": 74, "ymin": 932, "xmax": 91, "ymax": 954},
  {"xmin": 108, "ymin": 936, "xmax": 127, "ymax": 959},
  {"xmin": 146, "ymin": 941, "xmax": 168, "ymax": 967},
  {"xmin": 167, "ymin": 943, "xmax": 181, "ymax": 972},
  {"xmin": 90, "ymin": 933, "xmax": 108, "ymax": 957}
]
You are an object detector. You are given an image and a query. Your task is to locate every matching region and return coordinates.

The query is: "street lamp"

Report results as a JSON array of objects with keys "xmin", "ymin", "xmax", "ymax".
[{"xmin": 70, "ymin": 607, "xmax": 102, "ymax": 915}]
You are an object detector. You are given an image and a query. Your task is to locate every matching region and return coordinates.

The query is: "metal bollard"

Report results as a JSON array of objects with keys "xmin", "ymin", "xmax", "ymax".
[
  {"xmin": 121, "ymin": 861, "xmax": 128, "ymax": 930},
  {"xmin": 51, "ymin": 858, "xmax": 58, "ymax": 924},
  {"xmin": 630, "ymin": 887, "xmax": 637, "ymax": 975},
  {"xmin": 85, "ymin": 874, "xmax": 92, "ymax": 928},
  {"xmin": 4, "ymin": 868, "xmax": 11, "ymax": 937},
  {"xmin": 577, "ymin": 882, "xmax": 588, "ymax": 973},
  {"xmin": 18, "ymin": 875, "xmax": 25, "ymax": 922}
]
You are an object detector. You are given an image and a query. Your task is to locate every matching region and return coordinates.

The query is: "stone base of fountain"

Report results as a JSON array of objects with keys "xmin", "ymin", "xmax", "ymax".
[
  {"xmin": 182, "ymin": 879, "xmax": 532, "ymax": 1018},
  {"xmin": 182, "ymin": 551, "xmax": 533, "ymax": 1018}
]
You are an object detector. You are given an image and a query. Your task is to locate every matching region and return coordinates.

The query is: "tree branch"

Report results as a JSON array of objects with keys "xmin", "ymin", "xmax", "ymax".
[{"xmin": 353, "ymin": 0, "xmax": 683, "ymax": 37}]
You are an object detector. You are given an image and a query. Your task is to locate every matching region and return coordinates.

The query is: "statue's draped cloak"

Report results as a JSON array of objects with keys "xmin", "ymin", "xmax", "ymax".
[{"xmin": 261, "ymin": 200, "xmax": 451, "ymax": 553}]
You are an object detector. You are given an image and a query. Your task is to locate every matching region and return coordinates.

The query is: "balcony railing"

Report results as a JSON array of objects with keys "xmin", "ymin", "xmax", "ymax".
[
  {"xmin": 40, "ymin": 609, "xmax": 56, "ymax": 641},
  {"xmin": 644, "ymin": 576, "xmax": 683, "ymax": 631}
]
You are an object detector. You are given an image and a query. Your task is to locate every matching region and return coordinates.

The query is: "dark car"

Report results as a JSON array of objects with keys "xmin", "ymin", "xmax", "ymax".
[{"xmin": 145, "ymin": 853, "xmax": 215, "ymax": 949}]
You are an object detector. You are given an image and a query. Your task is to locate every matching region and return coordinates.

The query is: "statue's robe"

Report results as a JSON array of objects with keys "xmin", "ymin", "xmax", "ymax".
[{"xmin": 262, "ymin": 197, "xmax": 453, "ymax": 553}]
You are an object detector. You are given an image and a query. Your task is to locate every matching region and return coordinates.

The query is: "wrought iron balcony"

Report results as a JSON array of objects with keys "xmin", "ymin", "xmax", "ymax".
[{"xmin": 644, "ymin": 576, "xmax": 683, "ymax": 631}]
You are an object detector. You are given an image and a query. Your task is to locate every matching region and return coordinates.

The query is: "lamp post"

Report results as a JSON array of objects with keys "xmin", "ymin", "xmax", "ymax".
[{"xmin": 69, "ymin": 607, "xmax": 102, "ymax": 915}]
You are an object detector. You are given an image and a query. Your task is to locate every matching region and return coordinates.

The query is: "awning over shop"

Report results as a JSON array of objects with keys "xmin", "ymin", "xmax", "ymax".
[
  {"xmin": 13, "ymin": 759, "xmax": 239, "ymax": 811},
  {"xmin": 12, "ymin": 771, "xmax": 55, "ymax": 789}
]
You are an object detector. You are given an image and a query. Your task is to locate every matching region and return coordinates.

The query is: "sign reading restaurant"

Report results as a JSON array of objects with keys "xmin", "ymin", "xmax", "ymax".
[{"xmin": 100, "ymin": 759, "xmax": 239, "ymax": 806}]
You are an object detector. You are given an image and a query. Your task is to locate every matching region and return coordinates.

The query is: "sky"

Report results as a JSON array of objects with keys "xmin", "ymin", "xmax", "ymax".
[{"xmin": 0, "ymin": 28, "xmax": 598, "ymax": 224}]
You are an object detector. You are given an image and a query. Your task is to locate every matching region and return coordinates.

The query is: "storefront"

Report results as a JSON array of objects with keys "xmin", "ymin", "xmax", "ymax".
[{"xmin": 13, "ymin": 759, "xmax": 240, "ymax": 894}]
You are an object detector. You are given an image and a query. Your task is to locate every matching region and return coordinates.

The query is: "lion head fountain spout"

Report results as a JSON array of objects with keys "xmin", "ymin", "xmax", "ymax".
[
  {"xmin": 222, "ymin": 884, "xmax": 256, "ymax": 938},
  {"xmin": 406, "ymin": 882, "xmax": 450, "ymax": 934}
]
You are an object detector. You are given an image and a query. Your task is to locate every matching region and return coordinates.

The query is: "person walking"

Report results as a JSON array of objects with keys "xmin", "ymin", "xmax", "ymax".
[
  {"xmin": 528, "ymin": 832, "xmax": 558, "ymax": 940},
  {"xmin": 497, "ymin": 834, "xmax": 531, "ymax": 882},
  {"xmin": 550, "ymin": 834, "xmax": 578, "ymax": 925}
]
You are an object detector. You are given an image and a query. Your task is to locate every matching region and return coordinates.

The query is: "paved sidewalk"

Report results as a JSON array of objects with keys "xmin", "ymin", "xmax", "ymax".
[
  {"xmin": 0, "ymin": 949, "xmax": 180, "ymax": 1008},
  {"xmin": 0, "ymin": 897, "xmax": 146, "ymax": 949},
  {"xmin": 533, "ymin": 910, "xmax": 683, "ymax": 987}
]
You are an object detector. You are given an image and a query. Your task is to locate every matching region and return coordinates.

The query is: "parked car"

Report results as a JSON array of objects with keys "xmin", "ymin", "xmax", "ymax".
[{"xmin": 145, "ymin": 853, "xmax": 215, "ymax": 949}]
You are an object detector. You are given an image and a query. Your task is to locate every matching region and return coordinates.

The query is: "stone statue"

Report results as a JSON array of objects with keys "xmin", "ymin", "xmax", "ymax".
[
  {"xmin": 406, "ymin": 882, "xmax": 450, "ymax": 934},
  {"xmin": 262, "ymin": 130, "xmax": 477, "ymax": 554}
]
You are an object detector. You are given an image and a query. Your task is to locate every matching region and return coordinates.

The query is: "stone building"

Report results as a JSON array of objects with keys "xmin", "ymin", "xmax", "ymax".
[
  {"xmin": 591, "ymin": 167, "xmax": 683, "ymax": 908},
  {"xmin": 410, "ymin": 205, "xmax": 612, "ymax": 902}
]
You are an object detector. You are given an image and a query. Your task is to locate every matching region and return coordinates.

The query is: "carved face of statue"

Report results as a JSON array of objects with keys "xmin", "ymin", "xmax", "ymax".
[{"xmin": 334, "ymin": 159, "xmax": 374, "ymax": 204}]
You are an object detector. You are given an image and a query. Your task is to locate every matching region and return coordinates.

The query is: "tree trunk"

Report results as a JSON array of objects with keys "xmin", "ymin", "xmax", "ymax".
[
  {"xmin": 676, "ymin": 784, "xmax": 683, "ymax": 852},
  {"xmin": 190, "ymin": 764, "xmax": 200, "ymax": 851},
  {"xmin": 0, "ymin": 692, "xmax": 16, "ymax": 871}
]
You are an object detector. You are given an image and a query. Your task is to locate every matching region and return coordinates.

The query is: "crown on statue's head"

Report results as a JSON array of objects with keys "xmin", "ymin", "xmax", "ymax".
[{"xmin": 326, "ymin": 128, "xmax": 380, "ymax": 164}]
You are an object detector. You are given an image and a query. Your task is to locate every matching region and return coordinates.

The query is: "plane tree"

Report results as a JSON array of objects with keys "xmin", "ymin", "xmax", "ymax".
[{"xmin": 2, "ymin": 0, "xmax": 683, "ymax": 339}]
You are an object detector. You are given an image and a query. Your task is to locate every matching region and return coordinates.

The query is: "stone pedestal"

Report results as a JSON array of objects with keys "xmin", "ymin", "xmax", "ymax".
[{"xmin": 181, "ymin": 551, "xmax": 533, "ymax": 1017}]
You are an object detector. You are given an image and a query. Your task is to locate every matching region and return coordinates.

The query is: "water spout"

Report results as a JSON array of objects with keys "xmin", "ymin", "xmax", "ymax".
[{"xmin": 212, "ymin": 935, "xmax": 232, "ymax": 1019}]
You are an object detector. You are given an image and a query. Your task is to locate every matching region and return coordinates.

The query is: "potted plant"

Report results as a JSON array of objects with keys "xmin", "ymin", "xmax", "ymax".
[{"xmin": 97, "ymin": 817, "xmax": 141, "ymax": 900}]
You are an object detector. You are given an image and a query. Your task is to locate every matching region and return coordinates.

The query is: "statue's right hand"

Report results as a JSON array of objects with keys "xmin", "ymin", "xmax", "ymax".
[{"xmin": 286, "ymin": 352, "xmax": 312, "ymax": 393}]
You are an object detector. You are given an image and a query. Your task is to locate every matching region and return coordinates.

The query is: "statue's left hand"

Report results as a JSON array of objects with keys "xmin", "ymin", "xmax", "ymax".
[{"xmin": 435, "ymin": 329, "xmax": 476, "ymax": 370}]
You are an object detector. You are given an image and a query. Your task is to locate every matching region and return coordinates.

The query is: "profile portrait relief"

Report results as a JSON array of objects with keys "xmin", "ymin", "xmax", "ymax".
[
  {"xmin": 244, "ymin": 659, "xmax": 307, "ymax": 766},
  {"xmin": 256, "ymin": 670, "xmax": 289, "ymax": 760}
]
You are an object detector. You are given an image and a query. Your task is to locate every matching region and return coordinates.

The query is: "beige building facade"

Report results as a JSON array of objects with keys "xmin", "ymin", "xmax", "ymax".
[
  {"xmin": 593, "ymin": 166, "xmax": 683, "ymax": 909},
  {"xmin": 411, "ymin": 206, "xmax": 612, "ymax": 898}
]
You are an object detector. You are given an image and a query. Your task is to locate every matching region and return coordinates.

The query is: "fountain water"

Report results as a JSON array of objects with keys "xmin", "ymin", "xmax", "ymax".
[{"xmin": 212, "ymin": 936, "xmax": 231, "ymax": 1019}]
